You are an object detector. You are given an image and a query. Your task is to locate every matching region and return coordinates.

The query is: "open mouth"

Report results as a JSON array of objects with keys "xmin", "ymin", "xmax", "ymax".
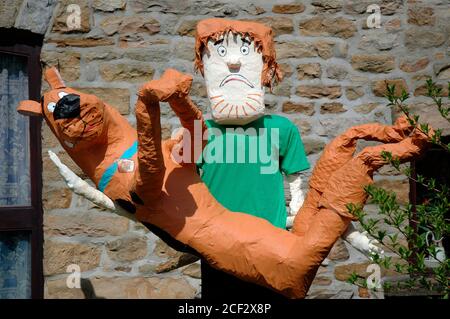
[
  {"xmin": 219, "ymin": 74, "xmax": 254, "ymax": 88},
  {"xmin": 60, "ymin": 119, "xmax": 101, "ymax": 144},
  {"xmin": 85, "ymin": 123, "xmax": 99, "ymax": 132},
  {"xmin": 81, "ymin": 121, "xmax": 103, "ymax": 139}
]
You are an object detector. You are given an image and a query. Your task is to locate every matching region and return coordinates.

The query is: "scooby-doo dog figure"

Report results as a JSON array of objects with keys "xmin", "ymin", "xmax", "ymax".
[{"xmin": 18, "ymin": 68, "xmax": 137, "ymax": 204}]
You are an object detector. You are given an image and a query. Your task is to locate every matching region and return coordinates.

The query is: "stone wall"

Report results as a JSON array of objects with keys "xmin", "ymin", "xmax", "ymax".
[{"xmin": 2, "ymin": 0, "xmax": 449, "ymax": 299}]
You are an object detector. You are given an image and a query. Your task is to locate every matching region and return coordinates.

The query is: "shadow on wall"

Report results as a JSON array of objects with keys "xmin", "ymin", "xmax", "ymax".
[{"xmin": 80, "ymin": 278, "xmax": 105, "ymax": 299}]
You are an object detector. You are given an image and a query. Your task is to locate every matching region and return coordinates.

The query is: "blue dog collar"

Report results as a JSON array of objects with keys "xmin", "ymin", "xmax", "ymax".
[{"xmin": 98, "ymin": 140, "xmax": 138, "ymax": 192}]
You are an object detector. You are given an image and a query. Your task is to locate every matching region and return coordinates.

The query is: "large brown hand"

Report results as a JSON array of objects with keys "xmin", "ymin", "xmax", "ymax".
[
  {"xmin": 140, "ymin": 69, "xmax": 207, "ymax": 163},
  {"xmin": 319, "ymin": 128, "xmax": 430, "ymax": 218},
  {"xmin": 292, "ymin": 117, "xmax": 414, "ymax": 236}
]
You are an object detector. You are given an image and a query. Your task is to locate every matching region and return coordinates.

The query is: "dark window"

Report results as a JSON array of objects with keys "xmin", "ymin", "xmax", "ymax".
[
  {"xmin": 0, "ymin": 28, "xmax": 43, "ymax": 299},
  {"xmin": 410, "ymin": 136, "xmax": 450, "ymax": 259}
]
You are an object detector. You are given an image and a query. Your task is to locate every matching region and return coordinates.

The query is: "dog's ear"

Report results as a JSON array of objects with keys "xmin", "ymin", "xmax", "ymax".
[
  {"xmin": 44, "ymin": 67, "xmax": 66, "ymax": 89},
  {"xmin": 17, "ymin": 100, "xmax": 42, "ymax": 116}
]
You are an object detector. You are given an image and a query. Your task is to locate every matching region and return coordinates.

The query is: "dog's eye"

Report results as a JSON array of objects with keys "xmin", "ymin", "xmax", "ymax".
[
  {"xmin": 47, "ymin": 102, "xmax": 56, "ymax": 113},
  {"xmin": 58, "ymin": 91, "xmax": 69, "ymax": 99}
]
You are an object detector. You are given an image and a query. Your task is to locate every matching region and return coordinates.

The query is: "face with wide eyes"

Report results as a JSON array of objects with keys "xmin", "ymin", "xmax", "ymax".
[
  {"xmin": 43, "ymin": 89, "xmax": 105, "ymax": 149},
  {"xmin": 202, "ymin": 32, "xmax": 265, "ymax": 125}
]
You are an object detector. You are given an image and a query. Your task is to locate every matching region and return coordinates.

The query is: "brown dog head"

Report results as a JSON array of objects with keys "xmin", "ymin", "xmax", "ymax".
[{"xmin": 17, "ymin": 67, "xmax": 106, "ymax": 150}]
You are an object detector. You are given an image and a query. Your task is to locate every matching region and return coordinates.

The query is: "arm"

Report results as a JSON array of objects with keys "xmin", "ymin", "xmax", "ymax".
[
  {"xmin": 48, "ymin": 150, "xmax": 135, "ymax": 220},
  {"xmin": 139, "ymin": 68, "xmax": 208, "ymax": 163},
  {"xmin": 286, "ymin": 173, "xmax": 305, "ymax": 215},
  {"xmin": 286, "ymin": 173, "xmax": 305, "ymax": 229},
  {"xmin": 342, "ymin": 223, "xmax": 384, "ymax": 258}
]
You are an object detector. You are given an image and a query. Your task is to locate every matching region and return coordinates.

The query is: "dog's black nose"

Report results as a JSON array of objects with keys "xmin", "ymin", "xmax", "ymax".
[{"xmin": 53, "ymin": 94, "xmax": 80, "ymax": 120}]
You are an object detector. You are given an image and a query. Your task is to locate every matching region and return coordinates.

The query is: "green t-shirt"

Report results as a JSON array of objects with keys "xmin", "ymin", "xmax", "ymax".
[{"xmin": 197, "ymin": 115, "xmax": 310, "ymax": 229}]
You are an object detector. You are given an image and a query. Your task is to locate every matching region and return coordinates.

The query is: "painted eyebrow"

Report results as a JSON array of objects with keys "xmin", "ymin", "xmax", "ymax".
[
  {"xmin": 241, "ymin": 38, "xmax": 252, "ymax": 45},
  {"xmin": 214, "ymin": 39, "xmax": 224, "ymax": 45}
]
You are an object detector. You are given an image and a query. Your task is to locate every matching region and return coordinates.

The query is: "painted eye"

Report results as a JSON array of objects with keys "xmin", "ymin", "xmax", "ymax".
[
  {"xmin": 240, "ymin": 44, "xmax": 249, "ymax": 55},
  {"xmin": 217, "ymin": 45, "xmax": 227, "ymax": 57},
  {"xmin": 58, "ymin": 91, "xmax": 69, "ymax": 99},
  {"xmin": 47, "ymin": 102, "xmax": 56, "ymax": 113}
]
